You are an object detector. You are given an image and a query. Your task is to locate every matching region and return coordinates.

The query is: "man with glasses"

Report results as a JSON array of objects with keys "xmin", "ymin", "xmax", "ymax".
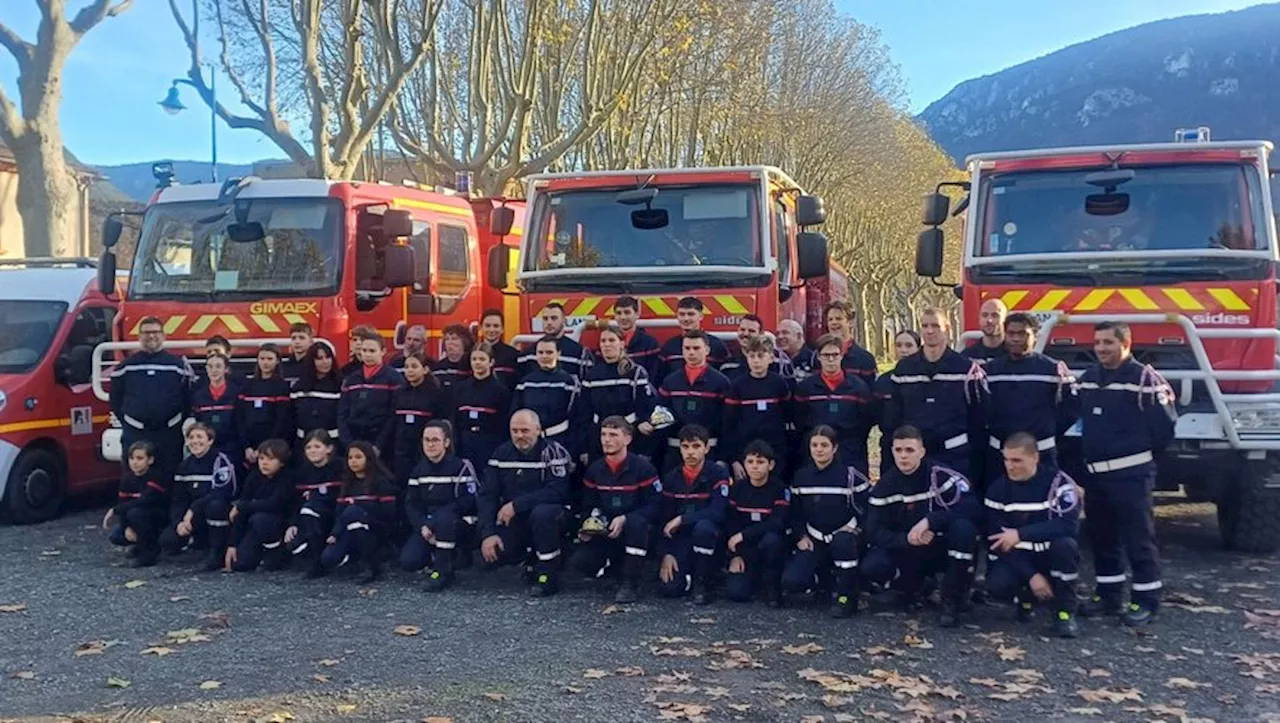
[{"xmin": 110, "ymin": 316, "xmax": 193, "ymax": 480}]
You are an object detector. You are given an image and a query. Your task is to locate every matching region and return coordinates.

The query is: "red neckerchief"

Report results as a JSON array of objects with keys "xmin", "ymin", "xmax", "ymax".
[
  {"xmin": 605, "ymin": 452, "xmax": 627, "ymax": 476},
  {"xmin": 208, "ymin": 382, "xmax": 227, "ymax": 400},
  {"xmin": 684, "ymin": 362, "xmax": 708, "ymax": 385},
  {"xmin": 841, "ymin": 337, "xmax": 853, "ymax": 354},
  {"xmin": 821, "ymin": 370, "xmax": 844, "ymax": 391},
  {"xmin": 682, "ymin": 464, "xmax": 703, "ymax": 485},
  {"xmin": 621, "ymin": 329, "xmax": 636, "ymax": 346},
  {"xmin": 362, "ymin": 363, "xmax": 384, "ymax": 380}
]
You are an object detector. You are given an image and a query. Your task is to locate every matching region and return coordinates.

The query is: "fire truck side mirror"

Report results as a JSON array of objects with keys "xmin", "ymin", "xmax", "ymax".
[
  {"xmin": 922, "ymin": 193, "xmax": 950, "ymax": 227},
  {"xmin": 796, "ymin": 231, "xmax": 829, "ymax": 280},
  {"xmin": 381, "ymin": 244, "xmax": 416, "ymax": 288},
  {"xmin": 796, "ymin": 195, "xmax": 826, "ymax": 226},
  {"xmin": 97, "ymin": 250, "xmax": 117, "ymax": 295},
  {"xmin": 102, "ymin": 216, "xmax": 123, "ymax": 249},
  {"xmin": 486, "ymin": 245, "xmax": 510, "ymax": 289},
  {"xmin": 916, "ymin": 228, "xmax": 945, "ymax": 277},
  {"xmin": 382, "ymin": 210, "xmax": 414, "ymax": 241},
  {"xmin": 490, "ymin": 206, "xmax": 515, "ymax": 237}
]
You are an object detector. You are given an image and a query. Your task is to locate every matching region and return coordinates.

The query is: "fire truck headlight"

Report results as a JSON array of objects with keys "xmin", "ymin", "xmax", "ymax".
[
  {"xmin": 0, "ymin": 390, "xmax": 6, "ymax": 411},
  {"xmin": 1232, "ymin": 408, "xmax": 1280, "ymax": 431}
]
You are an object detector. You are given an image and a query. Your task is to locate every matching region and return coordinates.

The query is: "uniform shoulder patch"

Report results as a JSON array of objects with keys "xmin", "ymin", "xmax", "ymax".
[
  {"xmin": 782, "ymin": 488, "xmax": 792, "ymax": 502},
  {"xmin": 953, "ymin": 476, "xmax": 970, "ymax": 494},
  {"xmin": 466, "ymin": 481, "xmax": 477, "ymax": 495},
  {"xmin": 720, "ymin": 484, "xmax": 730, "ymax": 497},
  {"xmin": 652, "ymin": 479, "xmax": 663, "ymax": 493}
]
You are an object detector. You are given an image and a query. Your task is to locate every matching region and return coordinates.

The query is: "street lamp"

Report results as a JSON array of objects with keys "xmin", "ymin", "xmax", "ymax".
[{"xmin": 158, "ymin": 70, "xmax": 218, "ymax": 183}]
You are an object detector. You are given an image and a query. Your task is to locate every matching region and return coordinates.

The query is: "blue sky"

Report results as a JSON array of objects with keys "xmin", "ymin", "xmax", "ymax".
[{"xmin": 0, "ymin": 0, "xmax": 1269, "ymax": 167}]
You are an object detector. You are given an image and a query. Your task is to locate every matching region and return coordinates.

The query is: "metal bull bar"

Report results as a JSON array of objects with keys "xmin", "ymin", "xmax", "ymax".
[
  {"xmin": 511, "ymin": 318, "xmax": 735, "ymax": 349},
  {"xmin": 960, "ymin": 312, "xmax": 1280, "ymax": 451},
  {"xmin": 91, "ymin": 337, "xmax": 307, "ymax": 403}
]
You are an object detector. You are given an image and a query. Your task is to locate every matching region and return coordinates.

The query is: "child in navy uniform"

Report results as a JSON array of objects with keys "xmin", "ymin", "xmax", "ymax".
[
  {"xmin": 226, "ymin": 439, "xmax": 295, "ymax": 572},
  {"xmin": 161, "ymin": 424, "xmax": 238, "ymax": 571},
  {"xmin": 724, "ymin": 441, "xmax": 790, "ymax": 606},
  {"xmin": 284, "ymin": 430, "xmax": 345, "ymax": 577},
  {"xmin": 103, "ymin": 440, "xmax": 170, "ymax": 567},
  {"xmin": 319, "ymin": 441, "xmax": 400, "ymax": 582}
]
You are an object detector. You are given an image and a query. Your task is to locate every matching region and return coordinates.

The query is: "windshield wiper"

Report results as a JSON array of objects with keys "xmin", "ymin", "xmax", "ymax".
[{"xmin": 979, "ymin": 269, "xmax": 1101, "ymax": 286}]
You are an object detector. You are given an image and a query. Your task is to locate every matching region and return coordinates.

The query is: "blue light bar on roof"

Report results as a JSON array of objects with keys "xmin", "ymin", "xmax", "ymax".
[{"xmin": 1174, "ymin": 127, "xmax": 1211, "ymax": 143}]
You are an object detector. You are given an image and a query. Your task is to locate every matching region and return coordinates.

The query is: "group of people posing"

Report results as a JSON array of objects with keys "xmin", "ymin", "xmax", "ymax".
[{"xmin": 104, "ymin": 296, "xmax": 1176, "ymax": 637}]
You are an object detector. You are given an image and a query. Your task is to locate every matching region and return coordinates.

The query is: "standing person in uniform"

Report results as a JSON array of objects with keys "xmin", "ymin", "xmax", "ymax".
[
  {"xmin": 391, "ymin": 353, "xmax": 449, "ymax": 485},
  {"xmin": 479, "ymin": 309, "xmax": 522, "ymax": 389},
  {"xmin": 341, "ymin": 326, "xmax": 379, "ymax": 377},
  {"xmin": 724, "ymin": 336, "xmax": 793, "ymax": 478},
  {"xmin": 880, "ymin": 308, "xmax": 988, "ymax": 480},
  {"xmin": 338, "ymin": 334, "xmax": 400, "ymax": 456},
  {"xmin": 280, "ymin": 322, "xmax": 315, "ymax": 386},
  {"xmin": 863, "ymin": 426, "xmax": 982, "ymax": 626},
  {"xmin": 720, "ymin": 314, "xmax": 765, "ymax": 379},
  {"xmin": 318, "ymin": 441, "xmax": 400, "ymax": 582},
  {"xmin": 400, "ymin": 420, "xmax": 478, "ymax": 591},
  {"xmin": 724, "ymin": 441, "xmax": 790, "ymax": 606},
  {"xmin": 520, "ymin": 303, "xmax": 587, "ymax": 380},
  {"xmin": 109, "ymin": 316, "xmax": 192, "ymax": 481},
  {"xmin": 984, "ymin": 433, "xmax": 1082, "ymax": 638},
  {"xmin": 782, "ymin": 426, "xmax": 871, "ymax": 617},
  {"xmin": 290, "ymin": 343, "xmax": 343, "ymax": 454},
  {"xmin": 236, "ymin": 345, "xmax": 293, "ymax": 467},
  {"xmin": 657, "ymin": 330, "xmax": 732, "ymax": 472},
  {"xmin": 284, "ymin": 430, "xmax": 344, "ymax": 577},
  {"xmin": 658, "ymin": 297, "xmax": 729, "ymax": 378},
  {"xmin": 225, "ymin": 439, "xmax": 295, "ymax": 572},
  {"xmin": 581, "ymin": 324, "xmax": 657, "ymax": 462},
  {"xmin": 655, "ymin": 424, "xmax": 730, "ymax": 604},
  {"xmin": 573, "ymin": 417, "xmax": 661, "ymax": 603},
  {"xmin": 823, "ymin": 300, "xmax": 877, "ymax": 386},
  {"xmin": 776, "ymin": 319, "xmax": 816, "ymax": 383},
  {"xmin": 612, "ymin": 296, "xmax": 661, "ymax": 378},
  {"xmin": 390, "ymin": 325, "xmax": 428, "ymax": 371},
  {"xmin": 983, "ymin": 313, "xmax": 1078, "ymax": 483},
  {"xmin": 961, "ymin": 299, "xmax": 1008, "ymax": 366},
  {"xmin": 478, "ymin": 410, "xmax": 572, "ymax": 597},
  {"xmin": 1077, "ymin": 322, "xmax": 1176, "ymax": 627},
  {"xmin": 453, "ymin": 343, "xmax": 514, "ymax": 468},
  {"xmin": 512, "ymin": 336, "xmax": 585, "ymax": 462},
  {"xmin": 102, "ymin": 441, "xmax": 170, "ymax": 568},
  {"xmin": 191, "ymin": 352, "xmax": 241, "ymax": 461},
  {"xmin": 875, "ymin": 331, "xmax": 921, "ymax": 476},
  {"xmin": 794, "ymin": 334, "xmax": 875, "ymax": 477},
  {"xmin": 162, "ymin": 424, "xmax": 238, "ymax": 570},
  {"xmin": 432, "ymin": 324, "xmax": 473, "ymax": 390}
]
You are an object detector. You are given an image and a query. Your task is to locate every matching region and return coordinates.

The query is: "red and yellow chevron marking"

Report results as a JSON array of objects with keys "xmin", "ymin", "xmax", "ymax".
[
  {"xmin": 127, "ymin": 309, "xmax": 320, "ymax": 338},
  {"xmin": 532, "ymin": 295, "xmax": 756, "ymax": 319},
  {"xmin": 986, "ymin": 286, "xmax": 1254, "ymax": 314}
]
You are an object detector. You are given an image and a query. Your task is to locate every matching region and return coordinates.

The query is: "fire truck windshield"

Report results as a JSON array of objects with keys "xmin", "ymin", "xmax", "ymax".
[
  {"xmin": 524, "ymin": 184, "xmax": 762, "ymax": 275},
  {"xmin": 0, "ymin": 300, "xmax": 66, "ymax": 373},
  {"xmin": 975, "ymin": 163, "xmax": 1268, "ymax": 258},
  {"xmin": 129, "ymin": 198, "xmax": 342, "ymax": 299}
]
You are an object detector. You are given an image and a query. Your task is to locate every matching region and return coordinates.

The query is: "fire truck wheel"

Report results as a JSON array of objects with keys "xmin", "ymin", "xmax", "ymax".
[
  {"xmin": 4, "ymin": 449, "xmax": 66, "ymax": 524},
  {"xmin": 1218, "ymin": 477, "xmax": 1280, "ymax": 555}
]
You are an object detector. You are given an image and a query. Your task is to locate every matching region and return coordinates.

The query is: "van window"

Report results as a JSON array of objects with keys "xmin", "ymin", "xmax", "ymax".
[
  {"xmin": 0, "ymin": 301, "xmax": 68, "ymax": 374},
  {"xmin": 409, "ymin": 220, "xmax": 432, "ymax": 294},
  {"xmin": 59, "ymin": 306, "xmax": 114, "ymax": 384},
  {"xmin": 437, "ymin": 225, "xmax": 470, "ymax": 296}
]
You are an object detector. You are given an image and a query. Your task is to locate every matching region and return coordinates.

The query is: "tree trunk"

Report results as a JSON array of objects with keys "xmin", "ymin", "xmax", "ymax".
[{"xmin": 9, "ymin": 122, "xmax": 77, "ymax": 258}]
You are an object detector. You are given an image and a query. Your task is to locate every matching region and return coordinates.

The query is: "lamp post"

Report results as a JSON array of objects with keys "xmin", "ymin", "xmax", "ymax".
[{"xmin": 158, "ymin": 68, "xmax": 217, "ymax": 183}]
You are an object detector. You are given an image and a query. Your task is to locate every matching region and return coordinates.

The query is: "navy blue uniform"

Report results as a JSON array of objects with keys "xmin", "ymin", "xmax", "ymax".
[
  {"xmin": 623, "ymin": 328, "xmax": 662, "ymax": 379},
  {"xmin": 286, "ymin": 458, "xmax": 344, "ymax": 564},
  {"xmin": 519, "ymin": 335, "xmax": 588, "ymax": 380},
  {"xmin": 655, "ymin": 461, "xmax": 730, "ymax": 597},
  {"xmin": 960, "ymin": 340, "xmax": 1006, "ymax": 367},
  {"xmin": 320, "ymin": 476, "xmax": 400, "ymax": 573},
  {"xmin": 724, "ymin": 477, "xmax": 790, "ymax": 602},
  {"xmin": 400, "ymin": 454, "xmax": 479, "ymax": 578},
  {"xmin": 109, "ymin": 349, "xmax": 192, "ymax": 478},
  {"xmin": 781, "ymin": 461, "xmax": 870, "ymax": 610},
  {"xmin": 160, "ymin": 450, "xmax": 238, "ymax": 561},
  {"xmin": 452, "ymin": 374, "xmax": 513, "ymax": 467},
  {"xmin": 431, "ymin": 356, "xmax": 471, "ymax": 390},
  {"xmin": 107, "ymin": 468, "xmax": 170, "ymax": 563},
  {"xmin": 235, "ymin": 374, "xmax": 292, "ymax": 455},
  {"xmin": 290, "ymin": 376, "xmax": 342, "ymax": 447},
  {"xmin": 571, "ymin": 453, "xmax": 661, "ymax": 588},
  {"xmin": 513, "ymin": 367, "xmax": 584, "ymax": 458},
  {"xmin": 657, "ymin": 364, "xmax": 731, "ymax": 470},
  {"xmin": 863, "ymin": 458, "xmax": 981, "ymax": 604},
  {"xmin": 840, "ymin": 340, "xmax": 877, "ymax": 388},
  {"xmin": 1077, "ymin": 358, "xmax": 1176, "ymax": 612},
  {"xmin": 658, "ymin": 332, "xmax": 729, "ymax": 380},
  {"xmin": 984, "ymin": 464, "xmax": 1082, "ymax": 616},
  {"xmin": 486, "ymin": 340, "xmax": 522, "ymax": 390},
  {"xmin": 983, "ymin": 352, "xmax": 1079, "ymax": 482},
  {"xmin": 580, "ymin": 358, "xmax": 657, "ymax": 459},
  {"xmin": 280, "ymin": 352, "xmax": 309, "ymax": 387},
  {"xmin": 338, "ymin": 364, "xmax": 400, "ymax": 453},
  {"xmin": 793, "ymin": 371, "xmax": 875, "ymax": 475},
  {"xmin": 390, "ymin": 378, "xmax": 450, "ymax": 484},
  {"xmin": 882, "ymin": 350, "xmax": 988, "ymax": 479},
  {"xmin": 783, "ymin": 347, "xmax": 816, "ymax": 383},
  {"xmin": 229, "ymin": 467, "xmax": 295, "ymax": 571},
  {"xmin": 724, "ymin": 372, "xmax": 792, "ymax": 474},
  {"xmin": 191, "ymin": 379, "xmax": 241, "ymax": 459},
  {"xmin": 479, "ymin": 439, "xmax": 572, "ymax": 585}
]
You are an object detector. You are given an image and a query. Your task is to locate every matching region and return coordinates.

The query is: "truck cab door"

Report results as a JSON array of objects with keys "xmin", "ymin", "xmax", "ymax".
[{"xmin": 52, "ymin": 304, "xmax": 117, "ymax": 490}]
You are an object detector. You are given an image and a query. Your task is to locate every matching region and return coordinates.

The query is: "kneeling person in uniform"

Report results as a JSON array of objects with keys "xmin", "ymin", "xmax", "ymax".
[
  {"xmin": 656, "ymin": 425, "xmax": 730, "ymax": 604},
  {"xmin": 724, "ymin": 441, "xmax": 790, "ymax": 606},
  {"xmin": 863, "ymin": 425, "xmax": 981, "ymax": 626},
  {"xmin": 984, "ymin": 433, "xmax": 1082, "ymax": 638},
  {"xmin": 103, "ymin": 441, "xmax": 170, "ymax": 568},
  {"xmin": 400, "ymin": 421, "xmax": 479, "ymax": 592},
  {"xmin": 161, "ymin": 424, "xmax": 238, "ymax": 571},
  {"xmin": 572, "ymin": 416, "xmax": 661, "ymax": 603}
]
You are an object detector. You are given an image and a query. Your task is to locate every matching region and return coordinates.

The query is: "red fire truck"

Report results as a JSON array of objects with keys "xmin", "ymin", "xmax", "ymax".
[
  {"xmin": 488, "ymin": 166, "xmax": 844, "ymax": 351},
  {"xmin": 92, "ymin": 176, "xmax": 523, "ymax": 459},
  {"xmin": 916, "ymin": 127, "xmax": 1280, "ymax": 553}
]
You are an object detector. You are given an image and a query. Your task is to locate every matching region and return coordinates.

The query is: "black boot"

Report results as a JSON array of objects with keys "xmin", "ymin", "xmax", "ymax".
[
  {"xmin": 529, "ymin": 571, "xmax": 558, "ymax": 597},
  {"xmin": 615, "ymin": 581, "xmax": 638, "ymax": 604},
  {"xmin": 1079, "ymin": 594, "xmax": 1123, "ymax": 618},
  {"xmin": 201, "ymin": 552, "xmax": 223, "ymax": 573},
  {"xmin": 304, "ymin": 560, "xmax": 327, "ymax": 579},
  {"xmin": 831, "ymin": 593, "xmax": 857, "ymax": 618},
  {"xmin": 1121, "ymin": 602, "xmax": 1157, "ymax": 627},
  {"xmin": 1016, "ymin": 598, "xmax": 1035, "ymax": 623},
  {"xmin": 1053, "ymin": 610, "xmax": 1080, "ymax": 638},
  {"xmin": 939, "ymin": 598, "xmax": 960, "ymax": 628},
  {"xmin": 131, "ymin": 546, "xmax": 159, "ymax": 568},
  {"xmin": 691, "ymin": 579, "xmax": 711, "ymax": 605},
  {"xmin": 359, "ymin": 557, "xmax": 383, "ymax": 584},
  {"xmin": 425, "ymin": 569, "xmax": 454, "ymax": 592}
]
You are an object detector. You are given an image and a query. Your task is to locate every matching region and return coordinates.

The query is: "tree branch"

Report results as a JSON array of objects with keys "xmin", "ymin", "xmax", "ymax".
[
  {"xmin": 69, "ymin": 0, "xmax": 134, "ymax": 38},
  {"xmin": 0, "ymin": 21, "xmax": 34, "ymax": 71},
  {"xmin": 0, "ymin": 85, "xmax": 23, "ymax": 145}
]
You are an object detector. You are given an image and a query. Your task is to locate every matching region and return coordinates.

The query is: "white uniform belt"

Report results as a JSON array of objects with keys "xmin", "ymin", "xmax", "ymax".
[
  {"xmin": 990, "ymin": 436, "xmax": 1056, "ymax": 451},
  {"xmin": 669, "ymin": 437, "xmax": 718, "ymax": 447},
  {"xmin": 124, "ymin": 413, "xmax": 184, "ymax": 430},
  {"xmin": 1086, "ymin": 450, "xmax": 1153, "ymax": 474},
  {"xmin": 792, "ymin": 487, "xmax": 852, "ymax": 496},
  {"xmin": 943, "ymin": 433, "xmax": 968, "ymax": 450},
  {"xmin": 545, "ymin": 420, "xmax": 570, "ymax": 437},
  {"xmin": 806, "ymin": 518, "xmax": 857, "ymax": 545},
  {"xmin": 297, "ymin": 428, "xmax": 340, "ymax": 439}
]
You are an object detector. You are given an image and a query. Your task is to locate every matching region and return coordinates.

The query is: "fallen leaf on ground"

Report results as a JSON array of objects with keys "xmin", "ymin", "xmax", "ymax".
[
  {"xmin": 12, "ymin": 671, "xmax": 36, "ymax": 680},
  {"xmin": 74, "ymin": 639, "xmax": 123, "ymax": 657},
  {"xmin": 166, "ymin": 628, "xmax": 211, "ymax": 644},
  {"xmin": 601, "ymin": 604, "xmax": 626, "ymax": 615},
  {"xmin": 422, "ymin": 718, "xmax": 453, "ymax": 723},
  {"xmin": 703, "ymin": 686, "xmax": 730, "ymax": 698},
  {"xmin": 106, "ymin": 676, "xmax": 131, "ymax": 688},
  {"xmin": 40, "ymin": 549, "xmax": 61, "ymax": 556},
  {"xmin": 198, "ymin": 680, "xmax": 221, "ymax": 690},
  {"xmin": 727, "ymin": 703, "xmax": 751, "ymax": 712},
  {"xmin": 801, "ymin": 716, "xmax": 825, "ymax": 723},
  {"xmin": 0, "ymin": 603, "xmax": 27, "ymax": 613},
  {"xmin": 989, "ymin": 692, "xmax": 1022, "ymax": 701},
  {"xmin": 1136, "ymin": 645, "xmax": 1157, "ymax": 653},
  {"xmin": 616, "ymin": 666, "xmax": 645, "ymax": 677},
  {"xmin": 1077, "ymin": 687, "xmax": 1144, "ymax": 704},
  {"xmin": 123, "ymin": 579, "xmax": 147, "ymax": 589},
  {"xmin": 357, "ymin": 587, "xmax": 377, "ymax": 597},
  {"xmin": 200, "ymin": 611, "xmax": 232, "ymax": 629},
  {"xmin": 690, "ymin": 617, "xmax": 716, "ymax": 624},
  {"xmin": 583, "ymin": 668, "xmax": 610, "ymax": 679},
  {"xmin": 561, "ymin": 685, "xmax": 583, "ymax": 694},
  {"xmin": 141, "ymin": 646, "xmax": 175, "ymax": 656},
  {"xmin": 335, "ymin": 704, "xmax": 356, "ymax": 713},
  {"xmin": 997, "ymin": 645, "xmax": 1026, "ymax": 661},
  {"xmin": 168, "ymin": 595, "xmax": 191, "ymax": 602},
  {"xmin": 904, "ymin": 633, "xmax": 933, "ymax": 649},
  {"xmin": 393, "ymin": 625, "xmax": 421, "ymax": 637},
  {"xmin": 482, "ymin": 692, "xmax": 506, "ymax": 701},
  {"xmin": 1088, "ymin": 668, "xmax": 1111, "ymax": 678},
  {"xmin": 1065, "ymin": 708, "xmax": 1102, "ymax": 716},
  {"xmin": 317, "ymin": 658, "xmax": 341, "ymax": 667},
  {"xmin": 1166, "ymin": 677, "xmax": 1212, "ymax": 690},
  {"xmin": 1182, "ymin": 647, "xmax": 1206, "ymax": 656},
  {"xmin": 650, "ymin": 646, "xmax": 704, "ymax": 657},
  {"xmin": 783, "ymin": 642, "xmax": 824, "ymax": 655},
  {"xmin": 312, "ymin": 674, "xmax": 330, "ymax": 683},
  {"xmin": 864, "ymin": 646, "xmax": 905, "ymax": 657}
]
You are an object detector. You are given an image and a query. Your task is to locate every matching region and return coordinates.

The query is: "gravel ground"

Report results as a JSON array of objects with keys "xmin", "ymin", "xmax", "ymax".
[{"xmin": 1, "ymin": 498, "xmax": 1278, "ymax": 723}]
